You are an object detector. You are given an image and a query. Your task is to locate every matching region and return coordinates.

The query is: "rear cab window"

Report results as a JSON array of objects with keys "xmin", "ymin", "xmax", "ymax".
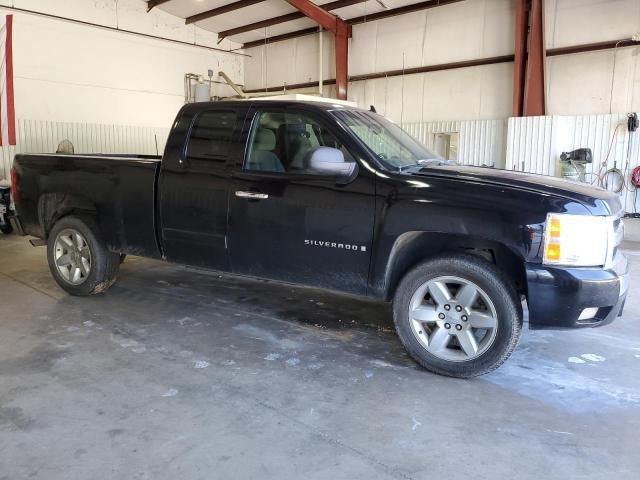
[{"xmin": 187, "ymin": 110, "xmax": 237, "ymax": 162}]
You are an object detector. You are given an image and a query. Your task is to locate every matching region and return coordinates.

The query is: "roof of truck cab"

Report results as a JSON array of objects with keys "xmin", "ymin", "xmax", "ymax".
[{"xmin": 180, "ymin": 100, "xmax": 367, "ymax": 114}]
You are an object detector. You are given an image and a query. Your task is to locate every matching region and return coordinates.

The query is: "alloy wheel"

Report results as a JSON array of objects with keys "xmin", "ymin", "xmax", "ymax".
[
  {"xmin": 53, "ymin": 228, "xmax": 92, "ymax": 285},
  {"xmin": 408, "ymin": 276, "xmax": 498, "ymax": 362}
]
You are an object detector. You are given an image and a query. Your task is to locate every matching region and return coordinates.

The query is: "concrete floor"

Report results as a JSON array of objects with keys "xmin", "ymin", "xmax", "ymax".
[{"xmin": 1, "ymin": 233, "xmax": 639, "ymax": 480}]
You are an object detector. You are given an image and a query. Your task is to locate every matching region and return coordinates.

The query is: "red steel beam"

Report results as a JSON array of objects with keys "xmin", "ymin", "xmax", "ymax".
[
  {"xmin": 523, "ymin": 0, "xmax": 545, "ymax": 116},
  {"xmin": 512, "ymin": 0, "xmax": 527, "ymax": 117},
  {"xmin": 547, "ymin": 38, "xmax": 640, "ymax": 56},
  {"xmin": 284, "ymin": 0, "xmax": 351, "ymax": 100},
  {"xmin": 335, "ymin": 20, "xmax": 349, "ymax": 100},
  {"xmin": 513, "ymin": 0, "xmax": 546, "ymax": 116},
  {"xmin": 285, "ymin": 0, "xmax": 343, "ymax": 32}
]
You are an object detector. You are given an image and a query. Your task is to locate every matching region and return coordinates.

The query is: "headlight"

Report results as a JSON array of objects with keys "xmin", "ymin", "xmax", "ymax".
[{"xmin": 543, "ymin": 213, "xmax": 613, "ymax": 267}]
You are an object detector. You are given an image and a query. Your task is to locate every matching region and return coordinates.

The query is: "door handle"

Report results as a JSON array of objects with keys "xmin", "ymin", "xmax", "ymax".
[{"xmin": 235, "ymin": 190, "xmax": 269, "ymax": 200}]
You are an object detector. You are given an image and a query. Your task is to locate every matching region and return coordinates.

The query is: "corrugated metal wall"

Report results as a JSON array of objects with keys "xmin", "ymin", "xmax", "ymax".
[
  {"xmin": 0, "ymin": 119, "xmax": 170, "ymax": 181},
  {"xmin": 505, "ymin": 116, "xmax": 554, "ymax": 175},
  {"xmin": 506, "ymin": 113, "xmax": 640, "ymax": 214},
  {"xmin": 403, "ymin": 119, "xmax": 507, "ymax": 167}
]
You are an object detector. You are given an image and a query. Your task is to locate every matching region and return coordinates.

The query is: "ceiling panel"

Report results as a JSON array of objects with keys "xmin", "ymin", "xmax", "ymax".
[
  {"xmin": 332, "ymin": 1, "xmax": 387, "ymax": 20},
  {"xmin": 229, "ymin": 17, "xmax": 317, "ymax": 44},
  {"xmin": 194, "ymin": 2, "xmax": 297, "ymax": 34},
  {"xmin": 159, "ymin": 0, "xmax": 231, "ymax": 19},
  {"xmin": 153, "ymin": 0, "xmax": 451, "ymax": 43}
]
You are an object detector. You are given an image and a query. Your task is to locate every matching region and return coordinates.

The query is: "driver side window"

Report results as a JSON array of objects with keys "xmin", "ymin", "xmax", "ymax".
[{"xmin": 244, "ymin": 110, "xmax": 353, "ymax": 174}]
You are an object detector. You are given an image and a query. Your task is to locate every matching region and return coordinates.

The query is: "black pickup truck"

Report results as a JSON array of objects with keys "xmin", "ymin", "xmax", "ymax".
[{"xmin": 11, "ymin": 100, "xmax": 629, "ymax": 377}]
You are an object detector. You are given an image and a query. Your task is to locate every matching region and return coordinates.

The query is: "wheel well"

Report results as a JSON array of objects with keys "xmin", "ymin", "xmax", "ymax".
[
  {"xmin": 38, "ymin": 193, "xmax": 97, "ymax": 238},
  {"xmin": 384, "ymin": 232, "xmax": 527, "ymax": 301}
]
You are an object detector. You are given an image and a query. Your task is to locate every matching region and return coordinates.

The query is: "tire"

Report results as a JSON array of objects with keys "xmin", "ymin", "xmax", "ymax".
[
  {"xmin": 47, "ymin": 215, "xmax": 120, "ymax": 296},
  {"xmin": 393, "ymin": 254, "xmax": 522, "ymax": 378},
  {"xmin": 0, "ymin": 222, "xmax": 11, "ymax": 234}
]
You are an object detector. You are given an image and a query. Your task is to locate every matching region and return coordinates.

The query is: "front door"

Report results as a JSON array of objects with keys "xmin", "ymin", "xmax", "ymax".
[{"xmin": 228, "ymin": 106, "xmax": 376, "ymax": 295}]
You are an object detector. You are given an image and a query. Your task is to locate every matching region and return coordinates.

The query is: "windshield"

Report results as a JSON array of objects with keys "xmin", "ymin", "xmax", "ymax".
[{"xmin": 333, "ymin": 109, "xmax": 441, "ymax": 170}]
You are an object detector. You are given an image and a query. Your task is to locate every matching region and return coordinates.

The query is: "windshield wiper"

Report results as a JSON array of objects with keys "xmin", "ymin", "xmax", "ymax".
[{"xmin": 397, "ymin": 159, "xmax": 451, "ymax": 172}]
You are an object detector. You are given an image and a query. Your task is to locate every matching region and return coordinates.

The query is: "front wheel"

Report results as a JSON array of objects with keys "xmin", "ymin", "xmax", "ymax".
[
  {"xmin": 47, "ymin": 215, "xmax": 120, "ymax": 296},
  {"xmin": 393, "ymin": 254, "xmax": 522, "ymax": 378}
]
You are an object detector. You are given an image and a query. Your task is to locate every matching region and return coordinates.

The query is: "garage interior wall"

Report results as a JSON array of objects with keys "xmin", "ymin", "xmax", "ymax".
[
  {"xmin": 0, "ymin": 0, "xmax": 244, "ymax": 179},
  {"xmin": 245, "ymin": 0, "xmax": 640, "ymax": 119},
  {"xmin": 1, "ymin": 0, "xmax": 639, "ymax": 209}
]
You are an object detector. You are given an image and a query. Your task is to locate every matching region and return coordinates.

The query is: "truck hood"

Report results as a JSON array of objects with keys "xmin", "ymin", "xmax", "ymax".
[{"xmin": 409, "ymin": 165, "xmax": 623, "ymax": 216}]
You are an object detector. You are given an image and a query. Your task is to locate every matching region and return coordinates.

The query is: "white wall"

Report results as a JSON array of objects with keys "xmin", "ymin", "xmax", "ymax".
[
  {"xmin": 245, "ymin": 0, "xmax": 515, "ymax": 123},
  {"xmin": 245, "ymin": 0, "xmax": 640, "ymax": 121},
  {"xmin": 0, "ymin": 0, "xmax": 244, "ymax": 128},
  {"xmin": 545, "ymin": 0, "xmax": 640, "ymax": 115},
  {"xmin": 347, "ymin": 63, "xmax": 514, "ymax": 123}
]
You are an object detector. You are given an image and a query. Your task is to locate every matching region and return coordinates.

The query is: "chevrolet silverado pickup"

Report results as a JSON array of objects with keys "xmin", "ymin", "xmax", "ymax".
[{"xmin": 11, "ymin": 100, "xmax": 629, "ymax": 377}]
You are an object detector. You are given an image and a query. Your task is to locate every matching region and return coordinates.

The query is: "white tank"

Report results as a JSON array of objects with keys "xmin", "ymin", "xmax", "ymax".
[{"xmin": 193, "ymin": 82, "xmax": 210, "ymax": 102}]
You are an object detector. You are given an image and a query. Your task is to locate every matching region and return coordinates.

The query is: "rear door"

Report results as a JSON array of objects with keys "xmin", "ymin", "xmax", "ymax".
[
  {"xmin": 227, "ymin": 105, "xmax": 376, "ymax": 295},
  {"xmin": 158, "ymin": 105, "xmax": 249, "ymax": 269}
]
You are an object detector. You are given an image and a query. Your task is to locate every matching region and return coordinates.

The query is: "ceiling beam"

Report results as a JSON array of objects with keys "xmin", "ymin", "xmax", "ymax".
[
  {"xmin": 146, "ymin": 0, "xmax": 174, "ymax": 12},
  {"xmin": 185, "ymin": 0, "xmax": 267, "ymax": 25},
  {"xmin": 241, "ymin": 0, "xmax": 464, "ymax": 48},
  {"xmin": 219, "ymin": 0, "xmax": 364, "ymax": 40},
  {"xmin": 547, "ymin": 38, "xmax": 640, "ymax": 56}
]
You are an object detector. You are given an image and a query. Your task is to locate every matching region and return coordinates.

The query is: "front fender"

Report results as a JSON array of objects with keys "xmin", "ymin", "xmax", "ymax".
[{"xmin": 367, "ymin": 174, "xmax": 586, "ymax": 299}]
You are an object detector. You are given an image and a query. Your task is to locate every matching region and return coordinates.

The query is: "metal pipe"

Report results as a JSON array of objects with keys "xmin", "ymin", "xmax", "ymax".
[{"xmin": 218, "ymin": 71, "xmax": 248, "ymax": 98}]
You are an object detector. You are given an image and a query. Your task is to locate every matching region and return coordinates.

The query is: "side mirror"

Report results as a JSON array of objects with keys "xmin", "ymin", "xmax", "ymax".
[{"xmin": 307, "ymin": 147, "xmax": 357, "ymax": 177}]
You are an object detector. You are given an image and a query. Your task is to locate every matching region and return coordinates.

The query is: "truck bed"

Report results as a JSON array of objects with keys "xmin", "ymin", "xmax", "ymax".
[{"xmin": 13, "ymin": 153, "xmax": 162, "ymax": 258}]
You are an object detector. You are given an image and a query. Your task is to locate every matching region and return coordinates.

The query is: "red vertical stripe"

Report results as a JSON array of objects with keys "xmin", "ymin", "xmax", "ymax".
[
  {"xmin": 0, "ymin": 73, "xmax": 3, "ymax": 146},
  {"xmin": 0, "ymin": 18, "xmax": 3, "ymax": 147},
  {"xmin": 5, "ymin": 15, "xmax": 16, "ymax": 145}
]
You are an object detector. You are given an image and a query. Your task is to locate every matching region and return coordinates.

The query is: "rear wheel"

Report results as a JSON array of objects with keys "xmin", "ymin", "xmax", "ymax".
[
  {"xmin": 393, "ymin": 254, "xmax": 522, "ymax": 378},
  {"xmin": 47, "ymin": 215, "xmax": 120, "ymax": 296}
]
